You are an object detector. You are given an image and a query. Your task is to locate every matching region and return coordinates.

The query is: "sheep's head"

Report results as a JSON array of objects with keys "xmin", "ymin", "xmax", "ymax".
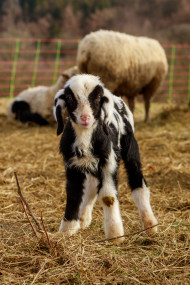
[
  {"xmin": 62, "ymin": 65, "xmax": 79, "ymax": 81},
  {"xmin": 53, "ymin": 74, "xmax": 114, "ymax": 135}
]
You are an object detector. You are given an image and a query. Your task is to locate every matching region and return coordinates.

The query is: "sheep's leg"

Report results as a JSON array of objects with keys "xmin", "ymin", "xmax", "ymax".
[
  {"xmin": 59, "ymin": 168, "xmax": 85, "ymax": 236},
  {"xmin": 79, "ymin": 174, "xmax": 98, "ymax": 229},
  {"xmin": 127, "ymin": 96, "xmax": 135, "ymax": 113},
  {"xmin": 121, "ymin": 131, "xmax": 158, "ymax": 233},
  {"xmin": 143, "ymin": 76, "xmax": 160, "ymax": 121},
  {"xmin": 143, "ymin": 93, "xmax": 151, "ymax": 122}
]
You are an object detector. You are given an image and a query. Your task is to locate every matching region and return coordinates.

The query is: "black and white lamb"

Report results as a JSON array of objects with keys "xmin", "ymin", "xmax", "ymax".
[{"xmin": 54, "ymin": 74, "xmax": 157, "ymax": 241}]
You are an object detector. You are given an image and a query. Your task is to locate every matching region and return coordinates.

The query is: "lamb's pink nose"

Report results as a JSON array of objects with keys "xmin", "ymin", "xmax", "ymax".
[{"xmin": 80, "ymin": 114, "xmax": 90, "ymax": 122}]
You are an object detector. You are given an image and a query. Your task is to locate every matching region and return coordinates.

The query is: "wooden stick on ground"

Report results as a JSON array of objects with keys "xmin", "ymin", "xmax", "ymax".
[
  {"xmin": 41, "ymin": 212, "xmax": 51, "ymax": 248},
  {"xmin": 40, "ymin": 212, "xmax": 57, "ymax": 256},
  {"xmin": 14, "ymin": 171, "xmax": 43, "ymax": 233},
  {"xmin": 96, "ymin": 224, "xmax": 159, "ymax": 243},
  {"xmin": 20, "ymin": 199, "xmax": 38, "ymax": 237}
]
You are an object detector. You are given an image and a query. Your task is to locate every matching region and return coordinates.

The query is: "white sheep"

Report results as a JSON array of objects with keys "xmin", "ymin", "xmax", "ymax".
[
  {"xmin": 6, "ymin": 66, "xmax": 78, "ymax": 125},
  {"xmin": 77, "ymin": 30, "xmax": 168, "ymax": 121}
]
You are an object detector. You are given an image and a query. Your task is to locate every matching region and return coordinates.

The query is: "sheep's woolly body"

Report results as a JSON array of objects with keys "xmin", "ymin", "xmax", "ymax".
[
  {"xmin": 77, "ymin": 30, "xmax": 168, "ymax": 95},
  {"xmin": 77, "ymin": 30, "xmax": 168, "ymax": 120}
]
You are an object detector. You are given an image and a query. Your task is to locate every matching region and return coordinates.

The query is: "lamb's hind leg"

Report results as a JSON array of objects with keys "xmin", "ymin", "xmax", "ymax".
[
  {"xmin": 121, "ymin": 129, "xmax": 158, "ymax": 233},
  {"xmin": 132, "ymin": 181, "xmax": 158, "ymax": 233}
]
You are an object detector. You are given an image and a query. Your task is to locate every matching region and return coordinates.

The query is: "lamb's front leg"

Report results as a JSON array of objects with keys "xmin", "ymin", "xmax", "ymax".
[
  {"xmin": 79, "ymin": 174, "xmax": 98, "ymax": 229},
  {"xmin": 99, "ymin": 159, "xmax": 124, "ymax": 241},
  {"xmin": 59, "ymin": 167, "xmax": 85, "ymax": 236}
]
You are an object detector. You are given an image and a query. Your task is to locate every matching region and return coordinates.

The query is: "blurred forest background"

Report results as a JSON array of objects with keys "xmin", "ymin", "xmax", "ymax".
[
  {"xmin": 0, "ymin": 0, "xmax": 189, "ymax": 101},
  {"xmin": 0, "ymin": 0, "xmax": 190, "ymax": 43}
]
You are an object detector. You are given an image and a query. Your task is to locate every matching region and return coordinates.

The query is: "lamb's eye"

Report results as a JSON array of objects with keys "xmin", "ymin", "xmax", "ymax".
[
  {"xmin": 66, "ymin": 96, "xmax": 73, "ymax": 105},
  {"xmin": 95, "ymin": 94, "xmax": 101, "ymax": 102}
]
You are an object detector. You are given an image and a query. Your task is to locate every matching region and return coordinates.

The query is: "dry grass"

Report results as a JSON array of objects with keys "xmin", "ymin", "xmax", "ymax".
[{"xmin": 0, "ymin": 98, "xmax": 190, "ymax": 284}]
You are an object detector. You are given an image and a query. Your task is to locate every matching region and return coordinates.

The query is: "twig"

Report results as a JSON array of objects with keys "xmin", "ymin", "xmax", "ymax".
[
  {"xmin": 14, "ymin": 172, "xmax": 42, "ymax": 232},
  {"xmin": 20, "ymin": 199, "xmax": 38, "ymax": 238},
  {"xmin": 41, "ymin": 212, "xmax": 57, "ymax": 256},
  {"xmin": 14, "ymin": 172, "xmax": 58, "ymax": 256},
  {"xmin": 95, "ymin": 224, "xmax": 159, "ymax": 243},
  {"xmin": 40, "ymin": 212, "xmax": 51, "ymax": 248}
]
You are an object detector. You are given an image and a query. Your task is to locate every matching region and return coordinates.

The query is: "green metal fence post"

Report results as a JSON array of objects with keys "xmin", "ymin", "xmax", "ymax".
[
  {"xmin": 168, "ymin": 45, "xmax": 176, "ymax": 102},
  {"xmin": 188, "ymin": 65, "xmax": 190, "ymax": 105},
  {"xmin": 52, "ymin": 40, "xmax": 61, "ymax": 85},
  {"xmin": 9, "ymin": 39, "xmax": 20, "ymax": 98},
  {"xmin": 32, "ymin": 39, "xmax": 41, "ymax": 87}
]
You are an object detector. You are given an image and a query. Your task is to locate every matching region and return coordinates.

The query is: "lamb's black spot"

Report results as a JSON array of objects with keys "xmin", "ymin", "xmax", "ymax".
[
  {"xmin": 88, "ymin": 85, "xmax": 104, "ymax": 119},
  {"xmin": 64, "ymin": 86, "xmax": 78, "ymax": 123}
]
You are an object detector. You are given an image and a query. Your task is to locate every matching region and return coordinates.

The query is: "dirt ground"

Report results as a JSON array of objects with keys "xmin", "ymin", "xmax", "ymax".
[{"xmin": 0, "ymin": 98, "xmax": 190, "ymax": 284}]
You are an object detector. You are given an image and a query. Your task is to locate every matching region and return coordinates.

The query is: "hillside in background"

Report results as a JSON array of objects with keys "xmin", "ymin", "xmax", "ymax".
[{"xmin": 0, "ymin": 0, "xmax": 190, "ymax": 43}]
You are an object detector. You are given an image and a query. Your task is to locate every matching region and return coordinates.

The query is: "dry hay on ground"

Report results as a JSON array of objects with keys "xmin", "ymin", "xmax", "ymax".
[{"xmin": 0, "ymin": 99, "xmax": 190, "ymax": 285}]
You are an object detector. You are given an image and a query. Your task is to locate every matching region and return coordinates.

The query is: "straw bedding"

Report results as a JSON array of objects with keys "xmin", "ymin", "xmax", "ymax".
[{"xmin": 0, "ymin": 98, "xmax": 189, "ymax": 284}]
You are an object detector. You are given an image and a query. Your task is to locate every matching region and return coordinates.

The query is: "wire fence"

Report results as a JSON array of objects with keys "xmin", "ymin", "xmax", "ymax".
[{"xmin": 0, "ymin": 38, "xmax": 190, "ymax": 103}]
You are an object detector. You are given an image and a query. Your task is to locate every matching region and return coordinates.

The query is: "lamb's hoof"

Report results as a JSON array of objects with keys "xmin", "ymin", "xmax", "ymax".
[
  {"xmin": 143, "ymin": 217, "xmax": 158, "ymax": 234},
  {"xmin": 80, "ymin": 216, "xmax": 91, "ymax": 229},
  {"xmin": 80, "ymin": 209, "xmax": 92, "ymax": 229},
  {"xmin": 59, "ymin": 219, "xmax": 80, "ymax": 236},
  {"xmin": 108, "ymin": 236, "xmax": 125, "ymax": 244},
  {"xmin": 105, "ymin": 223, "xmax": 124, "ymax": 244}
]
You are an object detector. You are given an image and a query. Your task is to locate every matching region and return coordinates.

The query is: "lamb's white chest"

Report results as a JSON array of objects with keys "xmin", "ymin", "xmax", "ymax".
[
  {"xmin": 69, "ymin": 147, "xmax": 99, "ymax": 173},
  {"xmin": 70, "ymin": 128, "xmax": 99, "ymax": 172}
]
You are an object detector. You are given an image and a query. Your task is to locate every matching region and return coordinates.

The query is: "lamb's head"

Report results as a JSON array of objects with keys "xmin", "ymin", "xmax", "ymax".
[{"xmin": 54, "ymin": 74, "xmax": 114, "ymax": 135}]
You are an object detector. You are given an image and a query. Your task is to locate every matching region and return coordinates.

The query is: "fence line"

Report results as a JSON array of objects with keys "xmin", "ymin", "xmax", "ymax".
[
  {"xmin": 9, "ymin": 39, "xmax": 20, "ymax": 98},
  {"xmin": 168, "ymin": 45, "xmax": 175, "ymax": 102},
  {"xmin": 52, "ymin": 40, "xmax": 62, "ymax": 85},
  {"xmin": 188, "ymin": 65, "xmax": 190, "ymax": 104},
  {"xmin": 31, "ymin": 39, "xmax": 41, "ymax": 87},
  {"xmin": 0, "ymin": 38, "xmax": 189, "ymax": 102}
]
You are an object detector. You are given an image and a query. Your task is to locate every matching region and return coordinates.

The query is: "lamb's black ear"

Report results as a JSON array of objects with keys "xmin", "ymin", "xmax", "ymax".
[
  {"xmin": 53, "ymin": 89, "xmax": 66, "ymax": 136},
  {"xmin": 56, "ymin": 105, "xmax": 64, "ymax": 135},
  {"xmin": 101, "ymin": 90, "xmax": 114, "ymax": 135}
]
